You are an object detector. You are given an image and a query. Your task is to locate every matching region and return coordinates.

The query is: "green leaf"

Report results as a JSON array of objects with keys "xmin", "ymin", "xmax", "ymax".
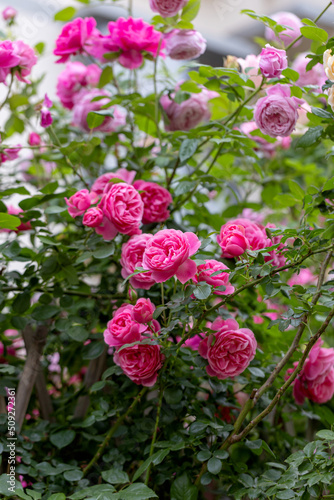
[
  {"xmin": 311, "ymin": 106, "xmax": 333, "ymax": 119},
  {"xmin": 193, "ymin": 283, "xmax": 212, "ymax": 300},
  {"xmin": 213, "ymin": 449, "xmax": 228, "ymax": 459},
  {"xmin": 93, "ymin": 244, "xmax": 115, "ymax": 259},
  {"xmin": 207, "ymin": 457, "xmax": 222, "ymax": 475},
  {"xmin": 276, "ymin": 490, "xmax": 296, "ymax": 500},
  {"xmin": 189, "ymin": 421, "xmax": 208, "ymax": 435},
  {"xmin": 54, "ymin": 7, "xmax": 76, "ymax": 21},
  {"xmin": 281, "ymin": 68, "xmax": 299, "ymax": 82},
  {"xmin": 288, "ymin": 180, "xmax": 304, "ymax": 200},
  {"xmin": 248, "ymin": 367, "xmax": 265, "ymax": 378},
  {"xmin": 98, "ymin": 66, "xmax": 114, "ymax": 88},
  {"xmin": 0, "ymin": 213, "xmax": 20, "ymax": 230},
  {"xmin": 3, "ymin": 240, "xmax": 21, "ymax": 259},
  {"xmin": 300, "ymin": 26, "xmax": 328, "ymax": 43},
  {"xmin": 50, "ymin": 430, "xmax": 76, "ymax": 449},
  {"xmin": 171, "ymin": 473, "xmax": 198, "ymax": 500},
  {"xmin": 69, "ymin": 485, "xmax": 116, "ymax": 499},
  {"xmin": 181, "ymin": 0, "xmax": 200, "ymax": 22},
  {"xmin": 111, "ymin": 483, "xmax": 158, "ymax": 499},
  {"xmin": 63, "ymin": 469, "xmax": 83, "ymax": 482},
  {"xmin": 296, "ymin": 126, "xmax": 323, "ymax": 148},
  {"xmin": 67, "ymin": 326, "xmax": 89, "ymax": 342},
  {"xmin": 323, "ymin": 177, "xmax": 334, "ymax": 191},
  {"xmin": 83, "ymin": 341, "xmax": 105, "ymax": 360},
  {"xmin": 179, "ymin": 139, "xmax": 199, "ymax": 163},
  {"xmin": 164, "ymin": 388, "xmax": 182, "ymax": 404},
  {"xmin": 48, "ymin": 495, "xmax": 66, "ymax": 500},
  {"xmin": 197, "ymin": 450, "xmax": 212, "ymax": 462},
  {"xmin": 12, "ymin": 292, "xmax": 31, "ymax": 314},
  {"xmin": 316, "ymin": 430, "xmax": 334, "ymax": 440},
  {"xmin": 101, "ymin": 468, "xmax": 129, "ymax": 484},
  {"xmin": 87, "ymin": 111, "xmax": 106, "ymax": 129},
  {"xmin": 31, "ymin": 305, "xmax": 59, "ymax": 320},
  {"xmin": 132, "ymin": 449, "xmax": 170, "ymax": 482}
]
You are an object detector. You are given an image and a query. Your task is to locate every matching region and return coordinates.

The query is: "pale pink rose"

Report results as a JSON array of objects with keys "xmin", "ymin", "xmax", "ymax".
[
  {"xmin": 2, "ymin": 7, "xmax": 17, "ymax": 20},
  {"xmin": 237, "ymin": 54, "xmax": 262, "ymax": 87},
  {"xmin": 120, "ymin": 234, "xmax": 156, "ymax": 290},
  {"xmin": 56, "ymin": 62, "xmax": 101, "ymax": 110},
  {"xmin": 104, "ymin": 17, "xmax": 165, "ymax": 69},
  {"xmin": 160, "ymin": 85, "xmax": 219, "ymax": 131},
  {"xmin": 54, "ymin": 17, "xmax": 105, "ymax": 63},
  {"xmin": 288, "ymin": 268, "xmax": 316, "ymax": 287},
  {"xmin": 217, "ymin": 223, "xmax": 250, "ymax": 258},
  {"xmin": 83, "ymin": 207, "xmax": 103, "ymax": 228},
  {"xmin": 254, "ymin": 84, "xmax": 304, "ymax": 138},
  {"xmin": 65, "ymin": 189, "xmax": 98, "ymax": 218},
  {"xmin": 114, "ymin": 339, "xmax": 164, "ymax": 386},
  {"xmin": 100, "ymin": 183, "xmax": 143, "ymax": 235},
  {"xmin": 142, "ymin": 229, "xmax": 201, "ymax": 284},
  {"xmin": 199, "ymin": 318, "xmax": 257, "ymax": 379},
  {"xmin": 259, "ymin": 44, "xmax": 287, "ymax": 78},
  {"xmin": 265, "ymin": 12, "xmax": 302, "ymax": 47},
  {"xmin": 286, "ymin": 339, "xmax": 334, "ymax": 404},
  {"xmin": 240, "ymin": 208, "xmax": 266, "ymax": 224},
  {"xmin": 149, "ymin": 0, "xmax": 188, "ymax": 17},
  {"xmin": 12, "ymin": 40, "xmax": 37, "ymax": 83},
  {"xmin": 133, "ymin": 180, "xmax": 172, "ymax": 224},
  {"xmin": 164, "ymin": 29, "xmax": 206, "ymax": 60},
  {"xmin": 72, "ymin": 89, "xmax": 126, "ymax": 133},
  {"xmin": 292, "ymin": 52, "xmax": 326, "ymax": 90},
  {"xmin": 91, "ymin": 169, "xmax": 136, "ymax": 195},
  {"xmin": 240, "ymin": 121, "xmax": 291, "ymax": 158},
  {"xmin": 132, "ymin": 298, "xmax": 155, "ymax": 323},
  {"xmin": 104, "ymin": 304, "xmax": 146, "ymax": 348},
  {"xmin": 47, "ymin": 353, "xmax": 61, "ymax": 373},
  {"xmin": 193, "ymin": 259, "xmax": 235, "ymax": 295},
  {"xmin": 28, "ymin": 132, "xmax": 41, "ymax": 146},
  {"xmin": 0, "ymin": 40, "xmax": 21, "ymax": 83}
]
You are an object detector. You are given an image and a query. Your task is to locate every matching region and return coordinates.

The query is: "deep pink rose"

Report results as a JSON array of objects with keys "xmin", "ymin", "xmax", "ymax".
[
  {"xmin": 40, "ymin": 94, "xmax": 53, "ymax": 128},
  {"xmin": 120, "ymin": 234, "xmax": 156, "ymax": 290},
  {"xmin": 2, "ymin": 7, "xmax": 17, "ymax": 20},
  {"xmin": 199, "ymin": 318, "xmax": 257, "ymax": 379},
  {"xmin": 160, "ymin": 86, "xmax": 218, "ymax": 131},
  {"xmin": 92, "ymin": 169, "xmax": 136, "ymax": 195},
  {"xmin": 193, "ymin": 259, "xmax": 234, "ymax": 295},
  {"xmin": 142, "ymin": 229, "xmax": 201, "ymax": 284},
  {"xmin": 100, "ymin": 183, "xmax": 143, "ymax": 236},
  {"xmin": 54, "ymin": 17, "xmax": 105, "ymax": 63},
  {"xmin": 104, "ymin": 304, "xmax": 146, "ymax": 348},
  {"xmin": 0, "ymin": 145, "xmax": 21, "ymax": 164},
  {"xmin": 72, "ymin": 89, "xmax": 126, "ymax": 133},
  {"xmin": 254, "ymin": 84, "xmax": 304, "ymax": 137},
  {"xmin": 265, "ymin": 12, "xmax": 302, "ymax": 47},
  {"xmin": 132, "ymin": 298, "xmax": 155, "ymax": 323},
  {"xmin": 217, "ymin": 223, "xmax": 250, "ymax": 258},
  {"xmin": 65, "ymin": 189, "xmax": 98, "ymax": 218},
  {"xmin": 259, "ymin": 44, "xmax": 287, "ymax": 78},
  {"xmin": 164, "ymin": 29, "xmax": 206, "ymax": 60},
  {"xmin": 133, "ymin": 180, "xmax": 172, "ymax": 224},
  {"xmin": 104, "ymin": 17, "xmax": 165, "ymax": 69},
  {"xmin": 0, "ymin": 40, "xmax": 20, "ymax": 83},
  {"xmin": 286, "ymin": 339, "xmax": 334, "ymax": 404},
  {"xmin": 12, "ymin": 40, "xmax": 37, "ymax": 83},
  {"xmin": 237, "ymin": 54, "xmax": 262, "ymax": 87},
  {"xmin": 28, "ymin": 133, "xmax": 41, "ymax": 146},
  {"xmin": 83, "ymin": 207, "xmax": 103, "ymax": 228},
  {"xmin": 114, "ymin": 339, "xmax": 164, "ymax": 386},
  {"xmin": 56, "ymin": 62, "xmax": 101, "ymax": 110},
  {"xmin": 292, "ymin": 52, "xmax": 326, "ymax": 90},
  {"xmin": 149, "ymin": 0, "xmax": 188, "ymax": 17}
]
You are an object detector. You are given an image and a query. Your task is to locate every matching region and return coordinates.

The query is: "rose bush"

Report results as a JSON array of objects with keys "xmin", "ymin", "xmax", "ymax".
[{"xmin": 1, "ymin": 1, "xmax": 334, "ymax": 499}]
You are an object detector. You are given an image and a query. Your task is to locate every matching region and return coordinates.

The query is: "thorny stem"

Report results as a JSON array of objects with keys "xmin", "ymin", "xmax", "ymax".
[
  {"xmin": 144, "ymin": 385, "xmax": 164, "ymax": 485},
  {"xmin": 0, "ymin": 73, "xmax": 14, "ymax": 112}
]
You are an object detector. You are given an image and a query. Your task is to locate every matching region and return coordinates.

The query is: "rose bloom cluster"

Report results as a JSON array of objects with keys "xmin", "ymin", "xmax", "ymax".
[
  {"xmin": 103, "ymin": 300, "xmax": 164, "ymax": 386},
  {"xmin": 286, "ymin": 340, "xmax": 334, "ymax": 404},
  {"xmin": 217, "ymin": 217, "xmax": 286, "ymax": 267},
  {"xmin": 0, "ymin": 38, "xmax": 37, "ymax": 84}
]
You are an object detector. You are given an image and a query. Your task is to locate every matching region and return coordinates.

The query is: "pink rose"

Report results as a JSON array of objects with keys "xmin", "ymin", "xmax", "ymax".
[
  {"xmin": 160, "ymin": 86, "xmax": 218, "ymax": 131},
  {"xmin": 265, "ymin": 12, "xmax": 302, "ymax": 47},
  {"xmin": 92, "ymin": 169, "xmax": 136, "ymax": 195},
  {"xmin": 104, "ymin": 17, "xmax": 165, "ymax": 69},
  {"xmin": 12, "ymin": 40, "xmax": 37, "ymax": 83},
  {"xmin": 254, "ymin": 84, "xmax": 304, "ymax": 137},
  {"xmin": 0, "ymin": 40, "xmax": 21, "ymax": 83},
  {"xmin": 193, "ymin": 259, "xmax": 235, "ymax": 296},
  {"xmin": 2, "ymin": 7, "xmax": 17, "ymax": 21},
  {"xmin": 164, "ymin": 29, "xmax": 206, "ymax": 60},
  {"xmin": 217, "ymin": 223, "xmax": 250, "ymax": 258},
  {"xmin": 199, "ymin": 318, "xmax": 257, "ymax": 379},
  {"xmin": 240, "ymin": 121, "xmax": 290, "ymax": 158},
  {"xmin": 28, "ymin": 133, "xmax": 41, "ymax": 146},
  {"xmin": 56, "ymin": 62, "xmax": 101, "ymax": 110},
  {"xmin": 0, "ymin": 206, "xmax": 31, "ymax": 233},
  {"xmin": 0, "ymin": 145, "xmax": 21, "ymax": 164},
  {"xmin": 65, "ymin": 189, "xmax": 98, "ymax": 218},
  {"xmin": 54, "ymin": 17, "xmax": 105, "ymax": 63},
  {"xmin": 94, "ymin": 216, "xmax": 118, "ymax": 241},
  {"xmin": 288, "ymin": 268, "xmax": 316, "ymax": 287},
  {"xmin": 142, "ymin": 229, "xmax": 201, "ymax": 283},
  {"xmin": 292, "ymin": 52, "xmax": 326, "ymax": 90},
  {"xmin": 120, "ymin": 234, "xmax": 156, "ymax": 290},
  {"xmin": 183, "ymin": 333, "xmax": 205, "ymax": 351},
  {"xmin": 287, "ymin": 339, "xmax": 334, "ymax": 404},
  {"xmin": 132, "ymin": 298, "xmax": 155, "ymax": 323},
  {"xmin": 104, "ymin": 304, "xmax": 146, "ymax": 348},
  {"xmin": 114, "ymin": 339, "xmax": 164, "ymax": 386},
  {"xmin": 259, "ymin": 44, "xmax": 288, "ymax": 79},
  {"xmin": 100, "ymin": 183, "xmax": 143, "ymax": 236},
  {"xmin": 83, "ymin": 207, "xmax": 104, "ymax": 228},
  {"xmin": 40, "ymin": 94, "xmax": 53, "ymax": 128},
  {"xmin": 72, "ymin": 89, "xmax": 126, "ymax": 133},
  {"xmin": 237, "ymin": 54, "xmax": 262, "ymax": 87},
  {"xmin": 149, "ymin": 0, "xmax": 188, "ymax": 17},
  {"xmin": 133, "ymin": 180, "xmax": 172, "ymax": 224}
]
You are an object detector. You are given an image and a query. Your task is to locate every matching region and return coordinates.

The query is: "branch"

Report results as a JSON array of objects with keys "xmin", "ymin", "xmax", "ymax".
[{"xmin": 144, "ymin": 385, "xmax": 164, "ymax": 485}]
